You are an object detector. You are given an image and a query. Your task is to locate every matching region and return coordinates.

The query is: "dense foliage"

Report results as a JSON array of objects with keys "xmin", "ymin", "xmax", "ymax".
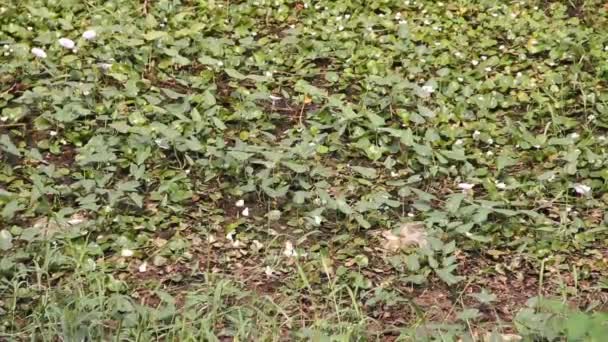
[{"xmin": 1, "ymin": 0, "xmax": 608, "ymax": 340}]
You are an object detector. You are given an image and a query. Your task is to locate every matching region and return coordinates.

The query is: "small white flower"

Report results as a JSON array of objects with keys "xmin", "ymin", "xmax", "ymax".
[
  {"xmin": 31, "ymin": 47, "xmax": 47, "ymax": 58},
  {"xmin": 473, "ymin": 130, "xmax": 481, "ymax": 138},
  {"xmin": 217, "ymin": 61, "xmax": 223, "ymax": 66},
  {"xmin": 486, "ymin": 150, "xmax": 494, "ymax": 156},
  {"xmin": 471, "ymin": 60, "xmax": 479, "ymax": 66},
  {"xmin": 573, "ymin": 183, "xmax": 591, "ymax": 195},
  {"xmin": 283, "ymin": 241, "xmax": 297, "ymax": 257},
  {"xmin": 604, "ymin": 45, "xmax": 608, "ymax": 51},
  {"xmin": 598, "ymin": 135, "xmax": 606, "ymax": 141},
  {"xmin": 138, "ymin": 262, "xmax": 148, "ymax": 273},
  {"xmin": 499, "ymin": 45, "xmax": 505, "ymax": 50},
  {"xmin": 407, "ymin": 212, "xmax": 415, "ymax": 217},
  {"xmin": 516, "ymin": 72, "xmax": 522, "ymax": 78},
  {"xmin": 399, "ymin": 20, "xmax": 407, "ymax": 24},
  {"xmin": 495, "ymin": 181, "xmax": 506, "ymax": 189},
  {"xmin": 588, "ymin": 115, "xmax": 596, "ymax": 121},
  {"xmin": 487, "ymin": 138, "xmax": 494, "ymax": 144},
  {"xmin": 458, "ymin": 183, "xmax": 475, "ymax": 190},
  {"xmin": 27, "ymin": 26, "xmax": 33, "ymax": 31},
  {"xmin": 455, "ymin": 139, "xmax": 463, "ymax": 145},
  {"xmin": 345, "ymin": 14, "xmax": 351, "ymax": 19},
  {"xmin": 313, "ymin": 215, "xmax": 322, "ymax": 225},
  {"xmin": 58, "ymin": 38, "xmax": 75, "ymax": 49},
  {"xmin": 82, "ymin": 29, "xmax": 96, "ymax": 40},
  {"xmin": 252, "ymin": 240, "xmax": 263, "ymax": 250},
  {"xmin": 121, "ymin": 249, "xmax": 134, "ymax": 257},
  {"xmin": 457, "ymin": 77, "xmax": 464, "ymax": 82},
  {"xmin": 0, "ymin": 116, "xmax": 7, "ymax": 122},
  {"xmin": 421, "ymin": 85, "xmax": 434, "ymax": 93},
  {"xmin": 481, "ymin": 55, "xmax": 487, "ymax": 60},
  {"xmin": 3, "ymin": 44, "xmax": 8, "ymax": 50},
  {"xmin": 241, "ymin": 207, "xmax": 249, "ymax": 217},
  {"xmin": 235, "ymin": 199, "xmax": 245, "ymax": 207},
  {"xmin": 338, "ymin": 25, "xmax": 344, "ymax": 31},
  {"xmin": 570, "ymin": 132, "xmax": 579, "ymax": 139},
  {"xmin": 49, "ymin": 131, "xmax": 58, "ymax": 136},
  {"xmin": 485, "ymin": 67, "xmax": 492, "ymax": 72},
  {"xmin": 390, "ymin": 171, "xmax": 399, "ymax": 177}
]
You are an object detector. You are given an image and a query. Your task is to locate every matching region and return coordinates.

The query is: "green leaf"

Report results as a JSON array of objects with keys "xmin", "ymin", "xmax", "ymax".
[
  {"xmin": 435, "ymin": 266, "xmax": 463, "ymax": 285},
  {"xmin": 224, "ymin": 68, "xmax": 246, "ymax": 80},
  {"xmin": 457, "ymin": 308, "xmax": 480, "ymax": 321},
  {"xmin": 0, "ymin": 230, "xmax": 12, "ymax": 251},
  {"xmin": 0, "ymin": 135, "xmax": 21, "ymax": 156},
  {"xmin": 445, "ymin": 193, "xmax": 465, "ymax": 213},
  {"xmin": 129, "ymin": 193, "xmax": 144, "ymax": 208},
  {"xmin": 351, "ymin": 166, "xmax": 377, "ymax": 179},
  {"xmin": 566, "ymin": 312, "xmax": 591, "ymax": 341},
  {"xmin": 143, "ymin": 30, "xmax": 169, "ymax": 40},
  {"xmin": 293, "ymin": 191, "xmax": 308, "ymax": 204},
  {"xmin": 1, "ymin": 200, "xmax": 22, "ymax": 219},
  {"xmin": 470, "ymin": 289, "xmax": 497, "ymax": 304},
  {"xmin": 365, "ymin": 111, "xmax": 385, "ymax": 127},
  {"xmin": 441, "ymin": 149, "xmax": 467, "ymax": 161},
  {"xmin": 212, "ymin": 117, "xmax": 226, "ymax": 130},
  {"xmin": 282, "ymin": 161, "xmax": 309, "ymax": 173},
  {"xmin": 294, "ymin": 80, "xmax": 327, "ymax": 98},
  {"xmin": 262, "ymin": 184, "xmax": 289, "ymax": 198},
  {"xmin": 228, "ymin": 150, "xmax": 253, "ymax": 161},
  {"xmin": 497, "ymin": 151, "xmax": 518, "ymax": 171}
]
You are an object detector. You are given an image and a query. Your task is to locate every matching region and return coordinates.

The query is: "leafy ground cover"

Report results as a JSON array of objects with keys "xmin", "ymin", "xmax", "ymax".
[{"xmin": 2, "ymin": 0, "xmax": 608, "ymax": 340}]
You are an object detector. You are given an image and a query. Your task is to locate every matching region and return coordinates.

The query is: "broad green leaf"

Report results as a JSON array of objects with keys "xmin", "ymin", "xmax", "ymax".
[
  {"xmin": 224, "ymin": 68, "xmax": 246, "ymax": 80},
  {"xmin": 0, "ymin": 230, "xmax": 12, "ymax": 251},
  {"xmin": 0, "ymin": 135, "xmax": 21, "ymax": 156},
  {"xmin": 143, "ymin": 30, "xmax": 169, "ymax": 40},
  {"xmin": 282, "ymin": 161, "xmax": 309, "ymax": 173},
  {"xmin": 445, "ymin": 193, "xmax": 465, "ymax": 213},
  {"xmin": 228, "ymin": 150, "xmax": 253, "ymax": 161},
  {"xmin": 497, "ymin": 152, "xmax": 518, "ymax": 171},
  {"xmin": 351, "ymin": 166, "xmax": 377, "ymax": 179}
]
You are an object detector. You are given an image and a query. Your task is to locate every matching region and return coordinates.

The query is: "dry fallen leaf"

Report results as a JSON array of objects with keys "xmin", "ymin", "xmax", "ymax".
[{"xmin": 381, "ymin": 222, "xmax": 427, "ymax": 251}]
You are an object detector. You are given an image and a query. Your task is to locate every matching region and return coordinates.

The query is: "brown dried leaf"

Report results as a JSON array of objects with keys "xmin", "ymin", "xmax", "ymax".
[{"xmin": 381, "ymin": 222, "xmax": 427, "ymax": 251}]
